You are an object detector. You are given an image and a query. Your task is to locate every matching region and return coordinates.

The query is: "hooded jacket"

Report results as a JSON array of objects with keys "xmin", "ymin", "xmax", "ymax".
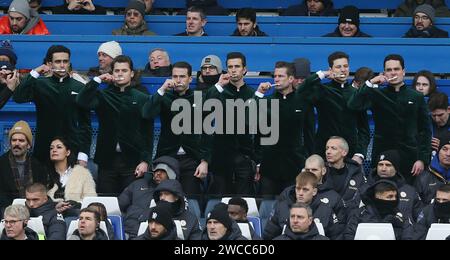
[
  {"xmin": 273, "ymin": 221, "xmax": 329, "ymax": 240},
  {"xmin": 149, "ymin": 180, "xmax": 202, "ymax": 240},
  {"xmin": 281, "ymin": 0, "xmax": 337, "ymax": 16},
  {"xmin": 362, "ymin": 169, "xmax": 424, "ymax": 221},
  {"xmin": 414, "ymin": 155, "xmax": 449, "ymax": 204},
  {"xmin": 0, "ymin": 9, "xmax": 49, "ymax": 35},
  {"xmin": 394, "ymin": 0, "xmax": 450, "ymax": 17},
  {"xmin": 263, "ymin": 185, "xmax": 344, "ymax": 240},
  {"xmin": 403, "ymin": 25, "xmax": 449, "ymax": 38},
  {"xmin": 28, "ymin": 199, "xmax": 66, "ymax": 240},
  {"xmin": 344, "ymin": 179, "xmax": 414, "ymax": 240},
  {"xmin": 0, "ymin": 227, "xmax": 39, "ymax": 240}
]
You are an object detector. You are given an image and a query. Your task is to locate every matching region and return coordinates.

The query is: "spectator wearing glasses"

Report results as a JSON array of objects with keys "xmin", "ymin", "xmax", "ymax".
[
  {"xmin": 196, "ymin": 54, "xmax": 223, "ymax": 92},
  {"xmin": 112, "ymin": 0, "xmax": 155, "ymax": 36},
  {"xmin": 1, "ymin": 204, "xmax": 38, "ymax": 240},
  {"xmin": 403, "ymin": 4, "xmax": 449, "ymax": 38},
  {"xmin": 394, "ymin": 0, "xmax": 450, "ymax": 17}
]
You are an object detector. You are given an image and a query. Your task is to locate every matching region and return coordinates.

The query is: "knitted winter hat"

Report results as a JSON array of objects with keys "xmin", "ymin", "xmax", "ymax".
[
  {"xmin": 9, "ymin": 120, "xmax": 33, "ymax": 144},
  {"xmin": 8, "ymin": 0, "xmax": 31, "ymax": 19},
  {"xmin": 339, "ymin": 5, "xmax": 360, "ymax": 27},
  {"xmin": 414, "ymin": 4, "xmax": 436, "ymax": 24},
  {"xmin": 97, "ymin": 41, "xmax": 122, "ymax": 59}
]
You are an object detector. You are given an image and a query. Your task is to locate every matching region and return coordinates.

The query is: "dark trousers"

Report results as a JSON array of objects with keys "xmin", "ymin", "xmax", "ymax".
[
  {"xmin": 176, "ymin": 154, "xmax": 204, "ymax": 197},
  {"xmin": 97, "ymin": 153, "xmax": 136, "ymax": 196},
  {"xmin": 209, "ymin": 154, "xmax": 256, "ymax": 196}
]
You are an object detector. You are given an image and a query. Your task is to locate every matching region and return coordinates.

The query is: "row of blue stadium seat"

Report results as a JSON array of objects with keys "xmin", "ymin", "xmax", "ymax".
[
  {"xmin": 39, "ymin": 15, "xmax": 450, "ymax": 37},
  {"xmin": 0, "ymin": 0, "xmax": 418, "ymax": 10},
  {"xmin": 1, "ymin": 35, "xmax": 449, "ymax": 73}
]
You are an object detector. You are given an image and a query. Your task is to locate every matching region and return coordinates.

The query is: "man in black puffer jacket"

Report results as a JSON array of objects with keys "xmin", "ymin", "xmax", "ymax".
[
  {"xmin": 344, "ymin": 180, "xmax": 414, "ymax": 240},
  {"xmin": 144, "ymin": 179, "xmax": 202, "ymax": 240},
  {"xmin": 403, "ymin": 4, "xmax": 449, "ymax": 38},
  {"xmin": 274, "ymin": 202, "xmax": 329, "ymax": 240}
]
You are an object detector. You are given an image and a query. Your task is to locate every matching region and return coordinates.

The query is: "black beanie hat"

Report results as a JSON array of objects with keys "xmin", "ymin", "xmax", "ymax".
[
  {"xmin": 126, "ymin": 0, "xmax": 146, "ymax": 18},
  {"xmin": 207, "ymin": 203, "xmax": 233, "ymax": 230},
  {"xmin": 438, "ymin": 134, "xmax": 450, "ymax": 152},
  {"xmin": 378, "ymin": 150, "xmax": 401, "ymax": 173},
  {"xmin": 148, "ymin": 201, "xmax": 174, "ymax": 231},
  {"xmin": 339, "ymin": 5, "xmax": 360, "ymax": 27}
]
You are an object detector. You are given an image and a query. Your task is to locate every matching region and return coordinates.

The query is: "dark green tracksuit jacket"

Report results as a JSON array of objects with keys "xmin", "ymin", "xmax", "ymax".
[
  {"xmin": 205, "ymin": 83, "xmax": 256, "ymax": 172},
  {"xmin": 142, "ymin": 88, "xmax": 211, "ymax": 163},
  {"xmin": 299, "ymin": 73, "xmax": 370, "ymax": 157},
  {"xmin": 76, "ymin": 80, "xmax": 153, "ymax": 167},
  {"xmin": 13, "ymin": 74, "xmax": 92, "ymax": 163},
  {"xmin": 348, "ymin": 83, "xmax": 432, "ymax": 176},
  {"xmin": 255, "ymin": 90, "xmax": 306, "ymax": 181}
]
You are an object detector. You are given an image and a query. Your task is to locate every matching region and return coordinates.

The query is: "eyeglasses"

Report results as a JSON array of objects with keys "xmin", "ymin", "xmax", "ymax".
[
  {"xmin": 126, "ymin": 11, "xmax": 141, "ymax": 18},
  {"xmin": 414, "ymin": 15, "xmax": 430, "ymax": 21},
  {"xmin": 201, "ymin": 66, "xmax": 217, "ymax": 72},
  {"xmin": 2, "ymin": 219, "xmax": 23, "ymax": 225}
]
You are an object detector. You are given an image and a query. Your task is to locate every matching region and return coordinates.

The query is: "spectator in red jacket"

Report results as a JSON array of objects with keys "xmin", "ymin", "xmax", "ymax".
[{"xmin": 0, "ymin": 0, "xmax": 49, "ymax": 35}]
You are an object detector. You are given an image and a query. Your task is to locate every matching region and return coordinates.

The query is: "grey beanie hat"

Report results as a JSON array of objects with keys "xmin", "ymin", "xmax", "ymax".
[
  {"xmin": 414, "ymin": 4, "xmax": 436, "ymax": 23},
  {"xmin": 8, "ymin": 0, "xmax": 31, "ymax": 19},
  {"xmin": 201, "ymin": 55, "xmax": 223, "ymax": 73}
]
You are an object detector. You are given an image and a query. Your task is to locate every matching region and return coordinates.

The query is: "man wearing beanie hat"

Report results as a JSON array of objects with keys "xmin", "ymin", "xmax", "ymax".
[
  {"xmin": 112, "ymin": 0, "xmax": 155, "ymax": 36},
  {"xmin": 415, "ymin": 133, "xmax": 450, "ymax": 204},
  {"xmin": 282, "ymin": 0, "xmax": 336, "ymax": 16},
  {"xmin": 0, "ymin": 40, "xmax": 18, "ymax": 67},
  {"xmin": 197, "ymin": 54, "xmax": 223, "ymax": 91},
  {"xmin": 133, "ymin": 201, "xmax": 178, "ymax": 240},
  {"xmin": 404, "ymin": 4, "xmax": 449, "ymax": 38},
  {"xmin": 203, "ymin": 203, "xmax": 247, "ymax": 240},
  {"xmin": 359, "ymin": 149, "xmax": 424, "ymax": 222},
  {"xmin": 52, "ymin": 0, "xmax": 106, "ymax": 15},
  {"xmin": 88, "ymin": 41, "xmax": 123, "ymax": 77},
  {"xmin": 0, "ymin": 0, "xmax": 49, "ymax": 35},
  {"xmin": 0, "ymin": 120, "xmax": 48, "ymax": 215},
  {"xmin": 323, "ymin": 5, "xmax": 371, "ymax": 37},
  {"xmin": 394, "ymin": 0, "xmax": 450, "ymax": 18}
]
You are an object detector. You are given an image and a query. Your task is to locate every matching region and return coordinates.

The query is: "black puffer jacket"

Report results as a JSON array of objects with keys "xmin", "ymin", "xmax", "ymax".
[
  {"xmin": 28, "ymin": 198, "xmax": 66, "ymax": 240},
  {"xmin": 264, "ymin": 186, "xmax": 344, "ymax": 240},
  {"xmin": 344, "ymin": 180, "xmax": 414, "ymax": 240},
  {"xmin": 281, "ymin": 0, "xmax": 337, "ymax": 16},
  {"xmin": 273, "ymin": 222, "xmax": 329, "ymax": 240},
  {"xmin": 1, "ymin": 227, "xmax": 39, "ymax": 240},
  {"xmin": 414, "ymin": 203, "xmax": 450, "ymax": 240}
]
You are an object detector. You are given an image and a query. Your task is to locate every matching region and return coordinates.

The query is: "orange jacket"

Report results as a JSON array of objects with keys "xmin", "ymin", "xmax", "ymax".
[{"xmin": 0, "ymin": 15, "xmax": 50, "ymax": 35}]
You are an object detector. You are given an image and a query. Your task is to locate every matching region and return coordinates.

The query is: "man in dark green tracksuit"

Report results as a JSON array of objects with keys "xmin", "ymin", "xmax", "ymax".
[
  {"xmin": 206, "ymin": 52, "xmax": 256, "ymax": 196},
  {"xmin": 254, "ymin": 61, "xmax": 306, "ymax": 196},
  {"xmin": 77, "ymin": 55, "xmax": 153, "ymax": 196},
  {"xmin": 13, "ymin": 45, "xmax": 91, "ymax": 166},
  {"xmin": 348, "ymin": 54, "xmax": 431, "ymax": 184},
  {"xmin": 142, "ymin": 61, "xmax": 210, "ymax": 197},
  {"xmin": 298, "ymin": 52, "xmax": 370, "ymax": 165}
]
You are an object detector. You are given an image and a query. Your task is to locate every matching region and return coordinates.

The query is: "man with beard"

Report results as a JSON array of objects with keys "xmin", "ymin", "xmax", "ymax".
[
  {"xmin": 133, "ymin": 200, "xmax": 178, "ymax": 240},
  {"xmin": 144, "ymin": 48, "xmax": 172, "ymax": 77},
  {"xmin": 403, "ymin": 4, "xmax": 449, "ymax": 38},
  {"xmin": 88, "ymin": 41, "xmax": 122, "ymax": 77},
  {"xmin": 0, "ymin": 121, "xmax": 48, "ymax": 216},
  {"xmin": 414, "ymin": 184, "xmax": 450, "ymax": 239},
  {"xmin": 112, "ymin": 0, "xmax": 155, "ymax": 36},
  {"xmin": 196, "ymin": 55, "xmax": 223, "ymax": 93},
  {"xmin": 0, "ymin": 0, "xmax": 49, "ymax": 35}
]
